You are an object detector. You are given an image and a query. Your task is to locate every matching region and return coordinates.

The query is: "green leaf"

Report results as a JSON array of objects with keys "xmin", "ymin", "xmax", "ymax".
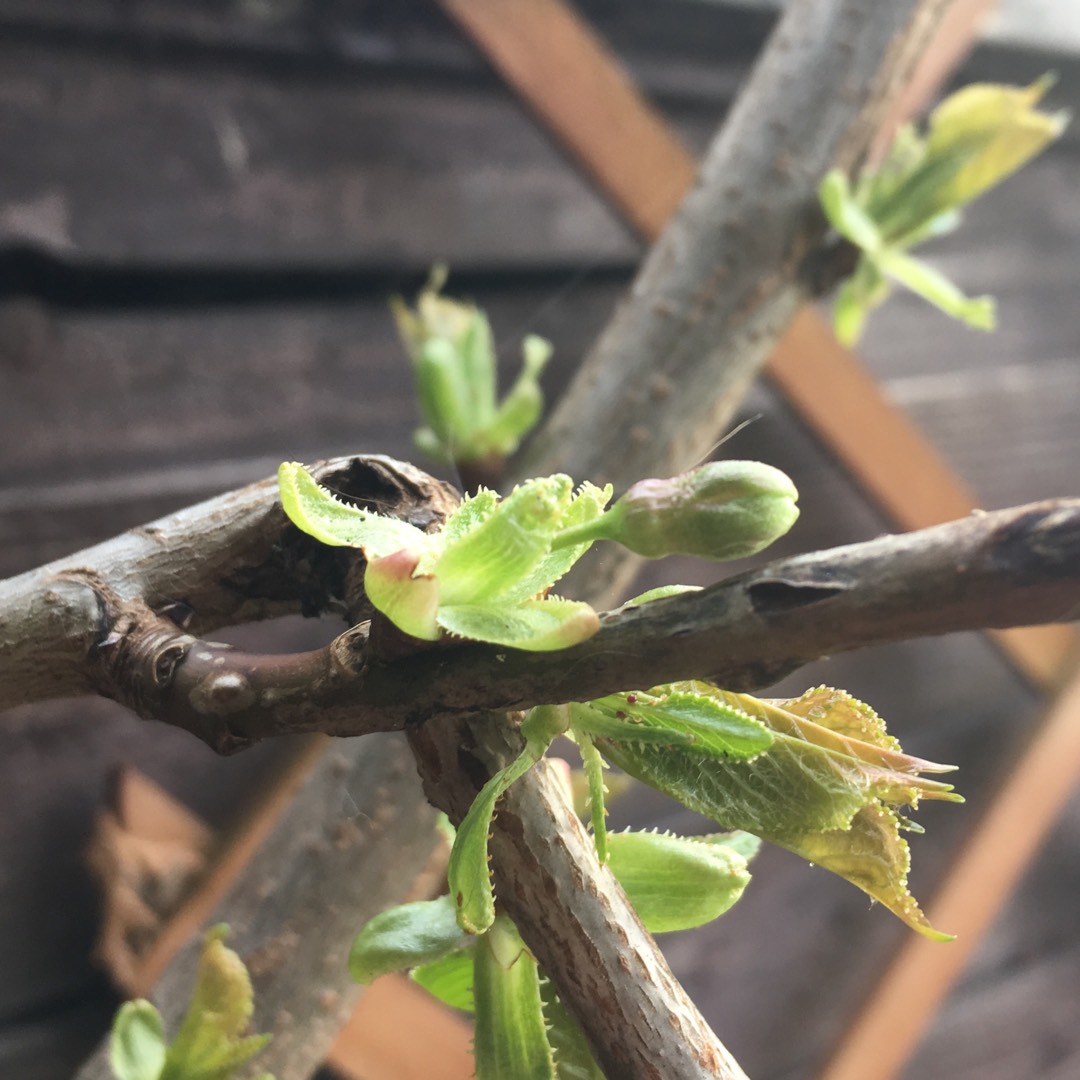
[
  {"xmin": 925, "ymin": 75, "xmax": 1069, "ymax": 212},
  {"xmin": 576, "ymin": 728, "xmax": 610, "ymax": 863},
  {"xmin": 501, "ymin": 481, "xmax": 612, "ymax": 604},
  {"xmin": 363, "ymin": 551, "xmax": 441, "ymax": 641},
  {"xmin": 485, "ymin": 334, "xmax": 552, "ymax": 457},
  {"xmin": 277, "ymin": 462, "xmax": 429, "ymax": 556},
  {"xmin": 111, "ymin": 1000, "xmax": 167, "ymax": 1080},
  {"xmin": 161, "ymin": 926, "xmax": 270, "ymax": 1080},
  {"xmin": 415, "ymin": 336, "xmax": 475, "ymax": 448},
  {"xmin": 442, "ymin": 489, "xmax": 500, "ymax": 546},
  {"xmin": 620, "ymin": 584, "xmax": 703, "ymax": 607},
  {"xmin": 597, "ymin": 684, "xmax": 960, "ymax": 938},
  {"xmin": 393, "ymin": 271, "xmax": 552, "ymax": 465},
  {"xmin": 437, "ymin": 597, "xmax": 599, "ymax": 651},
  {"xmin": 437, "ymin": 476, "xmax": 574, "ymax": 605},
  {"xmin": 568, "ymin": 703, "xmax": 697, "ymax": 747},
  {"xmin": 458, "ymin": 308, "xmax": 498, "ymax": 428},
  {"xmin": 473, "ymin": 916, "xmax": 556, "ymax": 1080},
  {"xmin": 776, "ymin": 803, "xmax": 955, "ymax": 942},
  {"xmin": 605, "ymin": 830, "xmax": 753, "ymax": 933},
  {"xmin": 411, "ymin": 945, "xmax": 477, "ymax": 1012},
  {"xmin": 448, "ymin": 747, "xmax": 544, "ymax": 934},
  {"xmin": 587, "ymin": 689, "xmax": 775, "ymax": 760},
  {"xmin": 875, "ymin": 247, "xmax": 996, "ymax": 331},
  {"xmin": 349, "ymin": 895, "xmax": 472, "ymax": 984},
  {"xmin": 183, "ymin": 1034, "xmax": 272, "ymax": 1080},
  {"xmin": 832, "ymin": 257, "xmax": 889, "ymax": 347},
  {"xmin": 697, "ymin": 830, "xmax": 762, "ymax": 862},
  {"xmin": 819, "ymin": 169, "xmax": 884, "ymax": 253},
  {"xmin": 538, "ymin": 979, "xmax": 606, "ymax": 1080}
]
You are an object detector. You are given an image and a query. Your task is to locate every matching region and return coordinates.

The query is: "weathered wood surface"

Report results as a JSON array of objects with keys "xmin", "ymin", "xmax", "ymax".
[{"xmin": 0, "ymin": 2, "xmax": 1078, "ymax": 1078}]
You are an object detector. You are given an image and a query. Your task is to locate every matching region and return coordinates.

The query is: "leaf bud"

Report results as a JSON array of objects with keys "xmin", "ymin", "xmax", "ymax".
[{"xmin": 602, "ymin": 460, "xmax": 799, "ymax": 560}]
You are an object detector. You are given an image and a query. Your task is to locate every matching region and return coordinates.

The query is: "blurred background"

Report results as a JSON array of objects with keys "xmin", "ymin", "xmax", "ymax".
[{"xmin": 1, "ymin": 1, "xmax": 1078, "ymax": 1077}]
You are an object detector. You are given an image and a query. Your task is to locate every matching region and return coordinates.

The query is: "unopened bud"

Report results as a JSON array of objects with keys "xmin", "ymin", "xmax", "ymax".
[{"xmin": 604, "ymin": 461, "xmax": 798, "ymax": 560}]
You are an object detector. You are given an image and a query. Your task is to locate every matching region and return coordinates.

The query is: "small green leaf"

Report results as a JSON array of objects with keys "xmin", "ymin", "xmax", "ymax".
[
  {"xmin": 458, "ymin": 309, "xmax": 498, "ymax": 427},
  {"xmin": 605, "ymin": 830, "xmax": 753, "ymax": 933},
  {"xmin": 819, "ymin": 169, "xmax": 884, "ymax": 253},
  {"xmin": 437, "ymin": 597, "xmax": 599, "ymax": 651},
  {"xmin": 485, "ymin": 334, "xmax": 552, "ymax": 456},
  {"xmin": 588, "ymin": 690, "xmax": 774, "ymax": 760},
  {"xmin": 184, "ymin": 1033, "xmax": 273, "ymax": 1079},
  {"xmin": 539, "ymin": 979, "xmax": 606, "ymax": 1080},
  {"xmin": 697, "ymin": 830, "xmax": 762, "ymax": 862},
  {"xmin": 411, "ymin": 945, "xmax": 477, "ymax": 1012},
  {"xmin": 437, "ymin": 476, "xmax": 573, "ymax": 605},
  {"xmin": 568, "ymin": 703, "xmax": 697, "ymax": 747},
  {"xmin": 621, "ymin": 584, "xmax": 703, "ymax": 607},
  {"xmin": 777, "ymin": 804, "xmax": 955, "ymax": 942},
  {"xmin": 392, "ymin": 270, "xmax": 553, "ymax": 466},
  {"xmin": 925, "ymin": 75, "xmax": 1069, "ymax": 212},
  {"xmin": 449, "ymin": 747, "xmax": 545, "ymax": 934},
  {"xmin": 875, "ymin": 247, "xmax": 996, "ymax": 331},
  {"xmin": 363, "ymin": 551, "xmax": 441, "ymax": 641},
  {"xmin": 111, "ymin": 1000, "xmax": 167, "ymax": 1080},
  {"xmin": 278, "ymin": 462, "xmax": 429, "ymax": 556},
  {"xmin": 161, "ymin": 926, "xmax": 270, "ymax": 1080},
  {"xmin": 415, "ymin": 336, "xmax": 474, "ymax": 447},
  {"xmin": 473, "ymin": 916, "xmax": 555, "ymax": 1080},
  {"xmin": 442, "ymin": 489, "xmax": 500, "ymax": 546},
  {"xmin": 349, "ymin": 895, "xmax": 472, "ymax": 984},
  {"xmin": 502, "ymin": 481, "xmax": 612, "ymax": 604}
]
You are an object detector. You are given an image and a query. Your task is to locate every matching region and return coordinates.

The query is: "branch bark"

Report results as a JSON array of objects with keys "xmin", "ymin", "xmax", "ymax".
[
  {"xmin": 518, "ymin": 0, "xmax": 952, "ymax": 604},
  {"xmin": 0, "ymin": 455, "xmax": 457, "ymax": 713},
  {"xmin": 69, "ymin": 494, "xmax": 1080, "ymax": 746}
]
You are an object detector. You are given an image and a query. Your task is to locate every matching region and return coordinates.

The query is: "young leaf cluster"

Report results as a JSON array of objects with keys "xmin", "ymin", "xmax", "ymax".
[
  {"xmin": 350, "ymin": 826, "xmax": 758, "ymax": 1080},
  {"xmin": 819, "ymin": 77, "xmax": 1069, "ymax": 344},
  {"xmin": 109, "ymin": 927, "xmax": 272, "ymax": 1080},
  {"xmin": 391, "ymin": 265, "xmax": 552, "ymax": 468},
  {"xmin": 278, "ymin": 457, "xmax": 799, "ymax": 651}
]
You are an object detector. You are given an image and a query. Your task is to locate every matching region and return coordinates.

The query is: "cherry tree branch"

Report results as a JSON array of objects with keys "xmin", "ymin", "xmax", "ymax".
[{"xmin": 69, "ymin": 496, "xmax": 1078, "ymax": 752}]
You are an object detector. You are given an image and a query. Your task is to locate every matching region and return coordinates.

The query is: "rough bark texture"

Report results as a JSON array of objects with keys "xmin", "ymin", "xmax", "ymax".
[
  {"xmin": 518, "ymin": 0, "xmax": 951, "ymax": 603},
  {"xmin": 409, "ymin": 716, "xmax": 750, "ymax": 1080},
  {"xmin": 0, "ymin": 455, "xmax": 458, "ymax": 714},
  {"xmin": 51, "ymin": 493, "xmax": 1080, "ymax": 746}
]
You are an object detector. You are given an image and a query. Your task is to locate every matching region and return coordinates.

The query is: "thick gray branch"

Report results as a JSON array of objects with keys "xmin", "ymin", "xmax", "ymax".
[
  {"xmin": 0, "ymin": 456, "xmax": 457, "ymax": 713},
  {"xmin": 88, "ymin": 498, "xmax": 1080, "ymax": 748},
  {"xmin": 518, "ymin": 0, "xmax": 950, "ymax": 604}
]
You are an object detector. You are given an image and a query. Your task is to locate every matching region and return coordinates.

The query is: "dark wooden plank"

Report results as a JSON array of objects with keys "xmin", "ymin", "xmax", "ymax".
[
  {"xmin": 0, "ymin": 40, "xmax": 641, "ymax": 264},
  {"xmin": 902, "ymin": 788, "xmax": 1080, "ymax": 1079}
]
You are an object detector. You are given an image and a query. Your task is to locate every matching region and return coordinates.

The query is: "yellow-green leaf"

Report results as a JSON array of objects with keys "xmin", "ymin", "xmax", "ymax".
[
  {"xmin": 926, "ymin": 75, "xmax": 1070, "ymax": 211},
  {"xmin": 473, "ymin": 916, "xmax": 555, "ymax": 1080}
]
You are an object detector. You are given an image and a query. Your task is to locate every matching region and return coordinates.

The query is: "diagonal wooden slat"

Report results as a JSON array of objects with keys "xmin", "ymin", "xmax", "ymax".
[
  {"xmin": 818, "ymin": 660, "xmax": 1080, "ymax": 1080},
  {"xmin": 439, "ymin": 0, "xmax": 1073, "ymax": 686}
]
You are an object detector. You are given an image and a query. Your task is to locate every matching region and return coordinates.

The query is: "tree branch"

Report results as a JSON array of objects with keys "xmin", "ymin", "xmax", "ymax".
[
  {"xmin": 0, "ymin": 455, "xmax": 458, "ymax": 713},
  {"xmin": 518, "ymin": 0, "xmax": 953, "ymax": 604},
  {"xmin": 75, "ymin": 496, "xmax": 1080, "ymax": 748}
]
